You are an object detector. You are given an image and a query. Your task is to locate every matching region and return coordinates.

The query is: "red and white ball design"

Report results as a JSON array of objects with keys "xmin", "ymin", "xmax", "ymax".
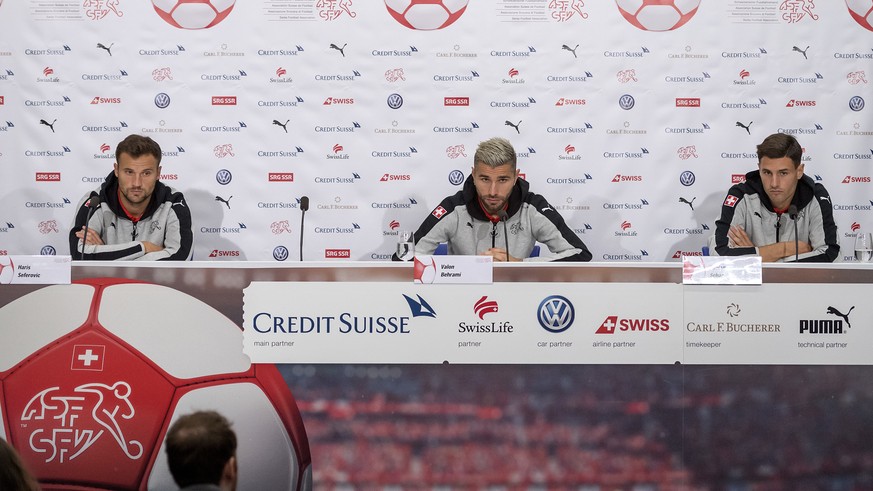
[
  {"xmin": 0, "ymin": 279, "xmax": 311, "ymax": 490},
  {"xmin": 413, "ymin": 256, "xmax": 437, "ymax": 284},
  {"xmin": 385, "ymin": 0, "xmax": 469, "ymax": 30},
  {"xmin": 0, "ymin": 256, "xmax": 14, "ymax": 284},
  {"xmin": 615, "ymin": 0, "xmax": 701, "ymax": 31},
  {"xmin": 846, "ymin": 0, "xmax": 873, "ymax": 31},
  {"xmin": 151, "ymin": 0, "xmax": 236, "ymax": 29}
]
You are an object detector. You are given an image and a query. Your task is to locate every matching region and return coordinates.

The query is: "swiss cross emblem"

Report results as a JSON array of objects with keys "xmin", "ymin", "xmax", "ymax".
[
  {"xmin": 432, "ymin": 206, "xmax": 447, "ymax": 219},
  {"xmin": 723, "ymin": 195, "xmax": 738, "ymax": 208},
  {"xmin": 71, "ymin": 344, "xmax": 106, "ymax": 371}
]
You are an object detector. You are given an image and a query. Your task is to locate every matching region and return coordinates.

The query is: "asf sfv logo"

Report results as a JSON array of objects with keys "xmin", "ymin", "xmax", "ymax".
[{"xmin": 800, "ymin": 305, "xmax": 855, "ymax": 334}]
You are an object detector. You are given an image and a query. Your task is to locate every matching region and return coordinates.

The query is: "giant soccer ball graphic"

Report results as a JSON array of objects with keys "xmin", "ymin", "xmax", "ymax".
[
  {"xmin": 615, "ymin": 0, "xmax": 701, "ymax": 31},
  {"xmin": 846, "ymin": 0, "xmax": 873, "ymax": 31},
  {"xmin": 152, "ymin": 0, "xmax": 236, "ymax": 29},
  {"xmin": 0, "ymin": 279, "xmax": 311, "ymax": 490},
  {"xmin": 385, "ymin": 0, "xmax": 469, "ymax": 30}
]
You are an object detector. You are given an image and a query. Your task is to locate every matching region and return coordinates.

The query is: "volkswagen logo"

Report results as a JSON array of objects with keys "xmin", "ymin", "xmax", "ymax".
[
  {"xmin": 387, "ymin": 93, "xmax": 404, "ymax": 109},
  {"xmin": 273, "ymin": 245, "xmax": 289, "ymax": 261},
  {"xmin": 537, "ymin": 295, "xmax": 575, "ymax": 333},
  {"xmin": 40, "ymin": 245, "xmax": 57, "ymax": 256},
  {"xmin": 849, "ymin": 96, "xmax": 865, "ymax": 112},
  {"xmin": 679, "ymin": 170, "xmax": 696, "ymax": 186},
  {"xmin": 154, "ymin": 92, "xmax": 171, "ymax": 109},
  {"xmin": 448, "ymin": 169, "xmax": 465, "ymax": 185},
  {"xmin": 216, "ymin": 169, "xmax": 232, "ymax": 185},
  {"xmin": 619, "ymin": 94, "xmax": 635, "ymax": 110}
]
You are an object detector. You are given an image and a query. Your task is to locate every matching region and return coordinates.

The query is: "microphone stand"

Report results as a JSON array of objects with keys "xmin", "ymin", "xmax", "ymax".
[
  {"xmin": 789, "ymin": 205, "xmax": 799, "ymax": 262},
  {"xmin": 498, "ymin": 211, "xmax": 510, "ymax": 261},
  {"xmin": 299, "ymin": 196, "xmax": 309, "ymax": 261}
]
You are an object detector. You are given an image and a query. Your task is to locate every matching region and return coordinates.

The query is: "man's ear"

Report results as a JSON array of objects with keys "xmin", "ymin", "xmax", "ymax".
[{"xmin": 220, "ymin": 455, "xmax": 237, "ymax": 491}]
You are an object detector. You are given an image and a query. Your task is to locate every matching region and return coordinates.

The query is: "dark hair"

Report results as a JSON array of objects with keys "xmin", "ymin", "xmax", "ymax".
[
  {"xmin": 165, "ymin": 411, "xmax": 236, "ymax": 487},
  {"xmin": 756, "ymin": 133, "xmax": 802, "ymax": 167},
  {"xmin": 115, "ymin": 134, "xmax": 162, "ymax": 165},
  {"xmin": 0, "ymin": 438, "xmax": 40, "ymax": 491}
]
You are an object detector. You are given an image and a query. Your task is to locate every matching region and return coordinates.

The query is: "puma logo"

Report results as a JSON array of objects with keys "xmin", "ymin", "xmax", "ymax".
[
  {"xmin": 40, "ymin": 119, "xmax": 57, "ymax": 133},
  {"xmin": 272, "ymin": 119, "xmax": 290, "ymax": 133},
  {"xmin": 561, "ymin": 44, "xmax": 579, "ymax": 58},
  {"xmin": 679, "ymin": 197, "xmax": 696, "ymax": 210},
  {"xmin": 504, "ymin": 120, "xmax": 522, "ymax": 134},
  {"xmin": 826, "ymin": 306, "xmax": 854, "ymax": 328},
  {"xmin": 329, "ymin": 43, "xmax": 347, "ymax": 57},
  {"xmin": 215, "ymin": 195, "xmax": 232, "ymax": 210},
  {"xmin": 736, "ymin": 121, "xmax": 752, "ymax": 135},
  {"xmin": 792, "ymin": 45, "xmax": 809, "ymax": 60},
  {"xmin": 97, "ymin": 42, "xmax": 113, "ymax": 56}
]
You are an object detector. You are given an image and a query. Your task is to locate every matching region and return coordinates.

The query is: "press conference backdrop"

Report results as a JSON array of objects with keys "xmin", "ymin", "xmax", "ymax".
[{"xmin": 0, "ymin": 1, "xmax": 871, "ymax": 261}]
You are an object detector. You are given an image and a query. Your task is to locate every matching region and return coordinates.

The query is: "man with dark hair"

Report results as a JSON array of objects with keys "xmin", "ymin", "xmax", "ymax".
[
  {"xmin": 69, "ymin": 134, "xmax": 193, "ymax": 260},
  {"xmin": 402, "ymin": 137, "xmax": 591, "ymax": 261},
  {"xmin": 712, "ymin": 133, "xmax": 839, "ymax": 262},
  {"xmin": 165, "ymin": 410, "xmax": 238, "ymax": 491}
]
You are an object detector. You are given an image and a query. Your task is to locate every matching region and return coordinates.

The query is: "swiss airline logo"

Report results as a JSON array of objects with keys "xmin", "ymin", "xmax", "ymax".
[
  {"xmin": 676, "ymin": 98, "xmax": 701, "ymax": 107},
  {"xmin": 786, "ymin": 99, "xmax": 816, "ymax": 107},
  {"xmin": 444, "ymin": 97, "xmax": 469, "ymax": 106},
  {"xmin": 208, "ymin": 249, "xmax": 241, "ymax": 257},
  {"xmin": 0, "ymin": 96, "xmax": 4, "ymax": 105},
  {"xmin": 731, "ymin": 174, "xmax": 746, "ymax": 184},
  {"xmin": 71, "ymin": 345, "xmax": 105, "ymax": 371},
  {"xmin": 268, "ymin": 172, "xmax": 294, "ymax": 182},
  {"xmin": 90, "ymin": 96, "xmax": 121, "ymax": 105},
  {"xmin": 611, "ymin": 174, "xmax": 643, "ymax": 182},
  {"xmin": 212, "ymin": 96, "xmax": 237, "ymax": 106},
  {"xmin": 323, "ymin": 97, "xmax": 354, "ymax": 105},
  {"xmin": 555, "ymin": 97, "xmax": 586, "ymax": 106},
  {"xmin": 672, "ymin": 250, "xmax": 704, "ymax": 258},
  {"xmin": 842, "ymin": 175, "xmax": 871, "ymax": 183},
  {"xmin": 595, "ymin": 315, "xmax": 670, "ymax": 334}
]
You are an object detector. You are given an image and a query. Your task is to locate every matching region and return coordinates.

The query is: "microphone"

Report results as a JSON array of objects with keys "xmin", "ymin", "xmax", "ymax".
[
  {"xmin": 299, "ymin": 196, "xmax": 309, "ymax": 261},
  {"xmin": 788, "ymin": 204, "xmax": 799, "ymax": 262},
  {"xmin": 498, "ymin": 210, "xmax": 510, "ymax": 261},
  {"xmin": 80, "ymin": 194, "xmax": 101, "ymax": 261}
]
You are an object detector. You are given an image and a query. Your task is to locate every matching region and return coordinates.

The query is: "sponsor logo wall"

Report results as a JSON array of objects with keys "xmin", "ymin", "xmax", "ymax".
[{"xmin": 0, "ymin": 1, "xmax": 871, "ymax": 260}]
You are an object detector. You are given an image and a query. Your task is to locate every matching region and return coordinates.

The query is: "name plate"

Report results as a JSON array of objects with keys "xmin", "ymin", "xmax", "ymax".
[
  {"xmin": 413, "ymin": 255, "xmax": 492, "ymax": 284},
  {"xmin": 682, "ymin": 255, "xmax": 762, "ymax": 285},
  {"xmin": 0, "ymin": 255, "xmax": 71, "ymax": 285}
]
